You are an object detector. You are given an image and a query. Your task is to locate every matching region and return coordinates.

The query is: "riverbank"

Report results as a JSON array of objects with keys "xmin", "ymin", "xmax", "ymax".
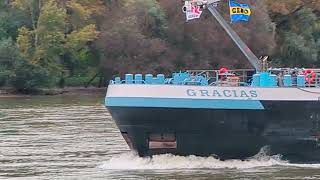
[{"xmin": 0, "ymin": 87, "xmax": 106, "ymax": 97}]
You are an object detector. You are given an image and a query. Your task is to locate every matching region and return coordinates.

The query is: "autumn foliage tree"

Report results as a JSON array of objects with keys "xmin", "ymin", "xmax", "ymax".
[
  {"xmin": 97, "ymin": 0, "xmax": 176, "ymax": 75},
  {"xmin": 0, "ymin": 0, "xmax": 319, "ymax": 91},
  {"xmin": 14, "ymin": 0, "xmax": 101, "ymax": 78},
  {"xmin": 267, "ymin": 0, "xmax": 320, "ymax": 67},
  {"xmin": 97, "ymin": 0, "xmax": 276, "ymax": 75}
]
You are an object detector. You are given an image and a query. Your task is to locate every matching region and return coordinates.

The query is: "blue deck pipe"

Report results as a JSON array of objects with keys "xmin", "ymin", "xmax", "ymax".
[
  {"xmin": 115, "ymin": 77, "xmax": 121, "ymax": 84},
  {"xmin": 260, "ymin": 72, "xmax": 270, "ymax": 87},
  {"xmin": 134, "ymin": 74, "xmax": 143, "ymax": 84},
  {"xmin": 252, "ymin": 74, "xmax": 260, "ymax": 87},
  {"xmin": 145, "ymin": 74, "xmax": 153, "ymax": 84},
  {"xmin": 297, "ymin": 75, "xmax": 305, "ymax": 87},
  {"xmin": 157, "ymin": 74, "xmax": 165, "ymax": 84},
  {"xmin": 269, "ymin": 74, "xmax": 278, "ymax": 87},
  {"xmin": 125, "ymin": 74, "xmax": 133, "ymax": 84},
  {"xmin": 283, "ymin": 75, "xmax": 292, "ymax": 87},
  {"xmin": 172, "ymin": 72, "xmax": 191, "ymax": 85}
]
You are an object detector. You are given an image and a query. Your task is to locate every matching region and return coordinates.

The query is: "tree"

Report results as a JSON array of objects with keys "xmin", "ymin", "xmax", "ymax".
[
  {"xmin": 64, "ymin": 0, "xmax": 104, "ymax": 76},
  {"xmin": 66, "ymin": 24, "xmax": 98, "ymax": 60},
  {"xmin": 0, "ymin": 37, "xmax": 51, "ymax": 91},
  {"xmin": 0, "ymin": 38, "xmax": 19, "ymax": 86},
  {"xmin": 12, "ymin": 0, "xmax": 41, "ymax": 41},
  {"xmin": 97, "ymin": 0, "xmax": 276, "ymax": 76},
  {"xmin": 2, "ymin": 0, "xmax": 319, "ymax": 91},
  {"xmin": 35, "ymin": 0, "xmax": 66, "ymax": 71},
  {"xmin": 16, "ymin": 26, "xmax": 33, "ymax": 60},
  {"xmin": 66, "ymin": 0, "xmax": 105, "ymax": 29},
  {"xmin": 0, "ymin": 1, "xmax": 30, "ymax": 40},
  {"xmin": 15, "ymin": 0, "xmax": 101, "ymax": 78},
  {"xmin": 15, "ymin": 0, "xmax": 66, "ymax": 74},
  {"xmin": 10, "ymin": 62, "xmax": 52, "ymax": 92},
  {"xmin": 97, "ymin": 0, "xmax": 176, "ymax": 75},
  {"xmin": 273, "ymin": 8, "xmax": 320, "ymax": 67}
]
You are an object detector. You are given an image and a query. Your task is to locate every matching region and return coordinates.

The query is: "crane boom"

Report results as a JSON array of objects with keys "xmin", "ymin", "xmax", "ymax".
[
  {"xmin": 208, "ymin": 4, "xmax": 262, "ymax": 71},
  {"xmin": 207, "ymin": 4, "xmax": 262, "ymax": 71}
]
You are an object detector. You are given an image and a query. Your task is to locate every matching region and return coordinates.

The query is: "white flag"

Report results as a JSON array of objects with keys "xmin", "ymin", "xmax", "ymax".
[
  {"xmin": 183, "ymin": 1, "xmax": 203, "ymax": 21},
  {"xmin": 186, "ymin": 5, "xmax": 203, "ymax": 21}
]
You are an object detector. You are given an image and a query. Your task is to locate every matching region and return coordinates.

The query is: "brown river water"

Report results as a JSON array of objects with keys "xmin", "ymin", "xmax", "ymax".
[{"xmin": 1, "ymin": 94, "xmax": 320, "ymax": 179}]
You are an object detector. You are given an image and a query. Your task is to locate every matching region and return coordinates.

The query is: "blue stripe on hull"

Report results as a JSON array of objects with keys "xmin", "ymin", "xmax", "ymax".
[{"xmin": 106, "ymin": 97, "xmax": 264, "ymax": 110}]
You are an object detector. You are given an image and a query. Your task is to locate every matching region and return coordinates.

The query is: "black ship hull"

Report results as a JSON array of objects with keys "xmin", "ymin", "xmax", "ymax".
[{"xmin": 108, "ymin": 101, "xmax": 320, "ymax": 163}]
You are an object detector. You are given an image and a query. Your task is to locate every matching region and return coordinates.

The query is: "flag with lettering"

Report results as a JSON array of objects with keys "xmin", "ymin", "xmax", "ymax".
[
  {"xmin": 186, "ymin": 4, "xmax": 203, "ymax": 21},
  {"xmin": 229, "ymin": 0, "xmax": 251, "ymax": 23}
]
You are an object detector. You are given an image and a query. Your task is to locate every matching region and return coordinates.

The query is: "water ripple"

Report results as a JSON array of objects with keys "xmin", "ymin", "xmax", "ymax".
[
  {"xmin": 0, "ymin": 100, "xmax": 128, "ymax": 179},
  {"xmin": 1, "ymin": 96, "xmax": 320, "ymax": 179}
]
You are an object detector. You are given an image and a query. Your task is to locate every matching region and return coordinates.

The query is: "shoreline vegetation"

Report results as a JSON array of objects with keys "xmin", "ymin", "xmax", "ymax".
[
  {"xmin": 0, "ymin": 87, "xmax": 106, "ymax": 97},
  {"xmin": 0, "ymin": 1, "xmax": 319, "ymax": 94}
]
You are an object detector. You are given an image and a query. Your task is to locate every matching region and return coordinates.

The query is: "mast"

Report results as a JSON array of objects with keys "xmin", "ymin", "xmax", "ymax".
[{"xmin": 206, "ymin": 3, "xmax": 262, "ymax": 71}]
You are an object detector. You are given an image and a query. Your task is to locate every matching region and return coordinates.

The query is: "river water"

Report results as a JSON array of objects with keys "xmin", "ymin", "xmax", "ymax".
[{"xmin": 1, "ymin": 94, "xmax": 320, "ymax": 179}]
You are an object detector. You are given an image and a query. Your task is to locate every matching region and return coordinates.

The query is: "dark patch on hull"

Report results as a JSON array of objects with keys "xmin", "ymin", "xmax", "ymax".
[{"xmin": 107, "ymin": 101, "xmax": 320, "ymax": 163}]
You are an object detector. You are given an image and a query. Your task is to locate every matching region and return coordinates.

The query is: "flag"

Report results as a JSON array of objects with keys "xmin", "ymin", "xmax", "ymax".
[
  {"xmin": 184, "ymin": 1, "xmax": 203, "ymax": 21},
  {"xmin": 229, "ymin": 0, "xmax": 251, "ymax": 23}
]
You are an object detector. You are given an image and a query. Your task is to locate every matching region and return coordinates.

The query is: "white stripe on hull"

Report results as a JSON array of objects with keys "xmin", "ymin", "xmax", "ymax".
[{"xmin": 106, "ymin": 84, "xmax": 320, "ymax": 101}]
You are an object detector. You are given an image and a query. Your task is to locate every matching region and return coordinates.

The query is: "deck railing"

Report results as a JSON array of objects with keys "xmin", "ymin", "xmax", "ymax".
[{"xmin": 109, "ymin": 68, "xmax": 320, "ymax": 88}]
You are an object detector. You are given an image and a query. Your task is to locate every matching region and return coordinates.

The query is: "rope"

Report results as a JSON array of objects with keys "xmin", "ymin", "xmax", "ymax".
[{"xmin": 297, "ymin": 87, "xmax": 320, "ymax": 94}]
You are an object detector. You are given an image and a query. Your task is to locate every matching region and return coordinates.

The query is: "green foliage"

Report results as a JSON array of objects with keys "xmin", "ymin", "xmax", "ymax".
[
  {"xmin": 1, "ymin": 0, "xmax": 320, "ymax": 93},
  {"xmin": 66, "ymin": 0, "xmax": 105, "ymax": 28},
  {"xmin": 0, "ymin": 37, "xmax": 52, "ymax": 91},
  {"xmin": 12, "ymin": 0, "xmax": 41, "ymax": 30},
  {"xmin": 0, "ymin": 3, "xmax": 30, "ymax": 40},
  {"xmin": 125, "ymin": 0, "xmax": 168, "ymax": 38},
  {"xmin": 275, "ymin": 8, "xmax": 319, "ymax": 67},
  {"xmin": 10, "ymin": 62, "xmax": 53, "ymax": 92},
  {"xmin": 12, "ymin": 0, "xmax": 34, "ymax": 10},
  {"xmin": 280, "ymin": 32, "xmax": 317, "ymax": 66},
  {"xmin": 16, "ymin": 26, "xmax": 33, "ymax": 59},
  {"xmin": 15, "ymin": 0, "xmax": 66, "ymax": 73},
  {"xmin": 38, "ymin": 1, "xmax": 66, "ymax": 32},
  {"xmin": 65, "ymin": 76, "xmax": 100, "ymax": 87},
  {"xmin": 66, "ymin": 24, "xmax": 98, "ymax": 59},
  {"xmin": 67, "ymin": 1, "xmax": 91, "ymax": 29},
  {"xmin": 137, "ymin": 0, "xmax": 168, "ymax": 37},
  {"xmin": 0, "ymin": 38, "xmax": 20, "ymax": 86},
  {"xmin": 14, "ymin": 0, "xmax": 100, "ymax": 82},
  {"xmin": 34, "ymin": 0, "xmax": 66, "ymax": 71}
]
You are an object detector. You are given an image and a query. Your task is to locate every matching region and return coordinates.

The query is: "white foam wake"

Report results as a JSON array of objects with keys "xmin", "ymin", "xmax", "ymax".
[
  {"xmin": 99, "ymin": 151, "xmax": 288, "ymax": 170},
  {"xmin": 99, "ymin": 147, "xmax": 320, "ymax": 170}
]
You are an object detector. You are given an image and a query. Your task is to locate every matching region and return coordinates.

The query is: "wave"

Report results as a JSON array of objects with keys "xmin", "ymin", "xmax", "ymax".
[
  {"xmin": 99, "ymin": 153, "xmax": 284, "ymax": 170},
  {"xmin": 99, "ymin": 148, "xmax": 320, "ymax": 170}
]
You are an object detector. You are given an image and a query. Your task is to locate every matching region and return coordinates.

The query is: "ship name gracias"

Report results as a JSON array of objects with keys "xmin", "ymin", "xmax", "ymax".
[{"xmin": 186, "ymin": 89, "xmax": 258, "ymax": 98}]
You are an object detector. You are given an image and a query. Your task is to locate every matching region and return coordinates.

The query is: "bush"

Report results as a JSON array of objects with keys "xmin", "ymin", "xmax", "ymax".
[
  {"xmin": 0, "ymin": 69, "xmax": 11, "ymax": 87},
  {"xmin": 10, "ymin": 62, "xmax": 53, "ymax": 92},
  {"xmin": 0, "ymin": 38, "xmax": 17, "ymax": 87},
  {"xmin": 64, "ymin": 76, "xmax": 101, "ymax": 87}
]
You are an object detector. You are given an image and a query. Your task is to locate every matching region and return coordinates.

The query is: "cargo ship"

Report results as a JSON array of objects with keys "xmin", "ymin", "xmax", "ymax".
[{"xmin": 105, "ymin": 1, "xmax": 320, "ymax": 163}]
